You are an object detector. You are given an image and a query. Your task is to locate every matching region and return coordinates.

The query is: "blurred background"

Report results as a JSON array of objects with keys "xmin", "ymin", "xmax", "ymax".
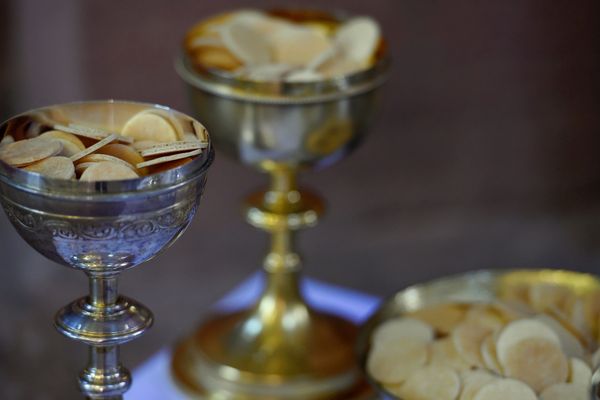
[{"xmin": 0, "ymin": 0, "xmax": 599, "ymax": 398}]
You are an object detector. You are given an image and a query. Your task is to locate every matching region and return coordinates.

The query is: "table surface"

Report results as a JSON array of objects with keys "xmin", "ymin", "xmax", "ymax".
[{"xmin": 0, "ymin": 1, "xmax": 599, "ymax": 398}]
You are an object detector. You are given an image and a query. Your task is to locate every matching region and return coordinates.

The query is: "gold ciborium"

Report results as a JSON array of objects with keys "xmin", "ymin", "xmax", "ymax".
[
  {"xmin": 171, "ymin": 12, "xmax": 389, "ymax": 399},
  {"xmin": 0, "ymin": 101, "xmax": 214, "ymax": 399}
]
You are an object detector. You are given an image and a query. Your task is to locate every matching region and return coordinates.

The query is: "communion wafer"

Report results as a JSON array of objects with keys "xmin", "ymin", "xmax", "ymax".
[
  {"xmin": 529, "ymin": 283, "xmax": 574, "ymax": 313},
  {"xmin": 186, "ymin": 10, "xmax": 384, "ymax": 82},
  {"xmin": 23, "ymin": 156, "xmax": 75, "ymax": 180},
  {"xmin": 221, "ymin": 19, "xmax": 271, "ymax": 65},
  {"xmin": 367, "ymin": 338, "xmax": 428, "ymax": 385},
  {"xmin": 191, "ymin": 45, "xmax": 243, "ymax": 71},
  {"xmin": 334, "ymin": 17, "xmax": 380, "ymax": 64},
  {"xmin": 535, "ymin": 314, "xmax": 585, "ymax": 359},
  {"xmin": 407, "ymin": 303, "xmax": 467, "ymax": 335},
  {"xmin": 539, "ymin": 383, "xmax": 588, "ymax": 400},
  {"xmin": 464, "ymin": 305, "xmax": 505, "ymax": 331},
  {"xmin": 136, "ymin": 149, "xmax": 202, "ymax": 169},
  {"xmin": 371, "ymin": 317, "xmax": 434, "ymax": 348},
  {"xmin": 39, "ymin": 130, "xmax": 85, "ymax": 150},
  {"xmin": 502, "ymin": 337, "xmax": 569, "ymax": 393},
  {"xmin": 139, "ymin": 141, "xmax": 206, "ymax": 157},
  {"xmin": 568, "ymin": 357, "xmax": 592, "ymax": 386},
  {"xmin": 480, "ymin": 334, "xmax": 503, "ymax": 374},
  {"xmin": 74, "ymin": 162, "xmax": 96, "ymax": 175},
  {"xmin": 429, "ymin": 338, "xmax": 471, "ymax": 372},
  {"xmin": 132, "ymin": 140, "xmax": 161, "ymax": 151},
  {"xmin": 458, "ymin": 370, "xmax": 498, "ymax": 400},
  {"xmin": 243, "ymin": 63, "xmax": 294, "ymax": 81},
  {"xmin": 394, "ymin": 364, "xmax": 460, "ymax": 400},
  {"xmin": 95, "ymin": 144, "xmax": 145, "ymax": 167},
  {"xmin": 548, "ymin": 304, "xmax": 593, "ymax": 349},
  {"xmin": 70, "ymin": 134, "xmax": 118, "ymax": 162},
  {"xmin": 496, "ymin": 318, "xmax": 561, "ymax": 366},
  {"xmin": 451, "ymin": 321, "xmax": 493, "ymax": 367},
  {"xmin": 271, "ymin": 26, "xmax": 331, "ymax": 66},
  {"xmin": 473, "ymin": 379, "xmax": 537, "ymax": 400},
  {"xmin": 0, "ymin": 137, "xmax": 62, "ymax": 167},
  {"xmin": 192, "ymin": 120, "xmax": 209, "ymax": 143},
  {"xmin": 122, "ymin": 111, "xmax": 180, "ymax": 143},
  {"xmin": 286, "ymin": 69, "xmax": 323, "ymax": 82},
  {"xmin": 40, "ymin": 130, "xmax": 86, "ymax": 157},
  {"xmin": 79, "ymin": 161, "xmax": 139, "ymax": 181},
  {"xmin": 77, "ymin": 154, "xmax": 136, "ymax": 172},
  {"xmin": 54, "ymin": 124, "xmax": 132, "ymax": 144}
]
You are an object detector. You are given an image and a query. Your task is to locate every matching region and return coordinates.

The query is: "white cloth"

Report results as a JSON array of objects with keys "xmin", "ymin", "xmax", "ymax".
[{"xmin": 126, "ymin": 273, "xmax": 380, "ymax": 399}]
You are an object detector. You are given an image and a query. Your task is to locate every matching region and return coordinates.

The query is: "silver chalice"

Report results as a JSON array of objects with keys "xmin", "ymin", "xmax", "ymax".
[
  {"xmin": 0, "ymin": 101, "xmax": 214, "ymax": 399},
  {"xmin": 172, "ymin": 9, "xmax": 389, "ymax": 400}
]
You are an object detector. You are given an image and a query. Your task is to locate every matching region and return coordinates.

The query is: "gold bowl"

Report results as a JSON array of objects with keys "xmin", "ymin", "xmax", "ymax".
[{"xmin": 357, "ymin": 269, "xmax": 600, "ymax": 400}]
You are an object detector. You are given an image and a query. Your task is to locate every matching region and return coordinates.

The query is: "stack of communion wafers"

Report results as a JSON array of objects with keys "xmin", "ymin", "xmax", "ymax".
[
  {"xmin": 185, "ymin": 9, "xmax": 383, "ymax": 82},
  {"xmin": 367, "ymin": 282, "xmax": 600, "ymax": 400},
  {"xmin": 0, "ymin": 109, "xmax": 209, "ymax": 181}
]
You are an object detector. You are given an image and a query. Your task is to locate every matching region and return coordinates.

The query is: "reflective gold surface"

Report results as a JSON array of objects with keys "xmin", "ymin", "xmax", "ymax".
[
  {"xmin": 172, "ymin": 11, "xmax": 389, "ymax": 397},
  {"xmin": 357, "ymin": 269, "xmax": 600, "ymax": 400}
]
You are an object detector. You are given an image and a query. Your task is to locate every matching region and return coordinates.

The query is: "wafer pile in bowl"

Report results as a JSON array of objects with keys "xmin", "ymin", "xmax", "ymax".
[
  {"xmin": 184, "ymin": 9, "xmax": 385, "ymax": 82},
  {"xmin": 366, "ymin": 277, "xmax": 600, "ymax": 400},
  {"xmin": 0, "ymin": 105, "xmax": 209, "ymax": 181}
]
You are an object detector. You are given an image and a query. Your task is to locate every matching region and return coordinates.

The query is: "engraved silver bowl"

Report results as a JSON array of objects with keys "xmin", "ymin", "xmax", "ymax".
[{"xmin": 0, "ymin": 100, "xmax": 214, "ymax": 399}]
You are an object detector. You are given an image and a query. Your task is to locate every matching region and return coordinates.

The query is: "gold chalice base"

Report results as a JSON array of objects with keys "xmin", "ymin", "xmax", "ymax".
[{"xmin": 172, "ymin": 304, "xmax": 373, "ymax": 399}]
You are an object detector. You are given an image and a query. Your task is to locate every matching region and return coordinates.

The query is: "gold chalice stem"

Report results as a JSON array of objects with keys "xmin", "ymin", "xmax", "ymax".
[{"xmin": 172, "ymin": 162, "xmax": 369, "ymax": 399}]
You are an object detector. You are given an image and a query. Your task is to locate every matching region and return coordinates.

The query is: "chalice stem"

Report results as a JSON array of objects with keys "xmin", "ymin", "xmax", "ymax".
[{"xmin": 76, "ymin": 273, "xmax": 131, "ymax": 399}]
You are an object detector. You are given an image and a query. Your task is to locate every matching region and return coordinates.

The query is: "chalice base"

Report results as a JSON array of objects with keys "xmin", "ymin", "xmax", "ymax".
[{"xmin": 172, "ymin": 309, "xmax": 373, "ymax": 400}]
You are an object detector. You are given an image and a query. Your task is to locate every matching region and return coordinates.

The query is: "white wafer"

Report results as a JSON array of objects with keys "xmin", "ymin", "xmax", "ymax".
[
  {"xmin": 371, "ymin": 317, "xmax": 434, "ymax": 348},
  {"xmin": 408, "ymin": 303, "xmax": 467, "ymax": 335},
  {"xmin": 139, "ymin": 141, "xmax": 206, "ymax": 157},
  {"xmin": 429, "ymin": 338, "xmax": 471, "ymax": 372},
  {"xmin": 75, "ymin": 162, "xmax": 97, "ymax": 175},
  {"xmin": 334, "ymin": 17, "xmax": 380, "ymax": 64},
  {"xmin": 121, "ymin": 111, "xmax": 181, "ymax": 143},
  {"xmin": 221, "ymin": 19, "xmax": 271, "ymax": 65},
  {"xmin": 568, "ymin": 357, "xmax": 592, "ymax": 386},
  {"xmin": 23, "ymin": 156, "xmax": 75, "ymax": 179},
  {"xmin": 70, "ymin": 134, "xmax": 118, "ymax": 162},
  {"xmin": 193, "ymin": 120, "xmax": 209, "ymax": 143},
  {"xmin": 54, "ymin": 124, "xmax": 133, "ymax": 144},
  {"xmin": 76, "ymin": 154, "xmax": 136, "ymax": 172},
  {"xmin": 481, "ymin": 334, "xmax": 503, "ymax": 374},
  {"xmin": 502, "ymin": 337, "xmax": 568, "ymax": 393},
  {"xmin": 79, "ymin": 161, "xmax": 139, "ymax": 181},
  {"xmin": 452, "ymin": 321, "xmax": 493, "ymax": 367},
  {"xmin": 367, "ymin": 338, "xmax": 428, "ymax": 385},
  {"xmin": 539, "ymin": 383, "xmax": 588, "ymax": 400},
  {"xmin": 40, "ymin": 130, "xmax": 85, "ymax": 157},
  {"xmin": 496, "ymin": 318, "xmax": 561, "ymax": 366},
  {"xmin": 473, "ymin": 379, "xmax": 537, "ymax": 400},
  {"xmin": 394, "ymin": 364, "xmax": 460, "ymax": 400},
  {"xmin": 137, "ymin": 149, "xmax": 202, "ymax": 169},
  {"xmin": 536, "ymin": 314, "xmax": 585, "ymax": 359},
  {"xmin": 271, "ymin": 25, "xmax": 331, "ymax": 66},
  {"xmin": 459, "ymin": 370, "xmax": 498, "ymax": 400},
  {"xmin": 0, "ymin": 137, "xmax": 62, "ymax": 167}
]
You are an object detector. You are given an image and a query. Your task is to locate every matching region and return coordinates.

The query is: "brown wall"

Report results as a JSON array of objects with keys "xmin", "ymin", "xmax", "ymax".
[{"xmin": 0, "ymin": 0, "xmax": 599, "ymax": 398}]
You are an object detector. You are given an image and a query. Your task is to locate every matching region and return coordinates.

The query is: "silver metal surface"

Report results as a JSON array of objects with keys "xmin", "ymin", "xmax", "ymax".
[
  {"xmin": 176, "ymin": 53, "xmax": 390, "ymax": 171},
  {"xmin": 0, "ymin": 100, "xmax": 214, "ymax": 399}
]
